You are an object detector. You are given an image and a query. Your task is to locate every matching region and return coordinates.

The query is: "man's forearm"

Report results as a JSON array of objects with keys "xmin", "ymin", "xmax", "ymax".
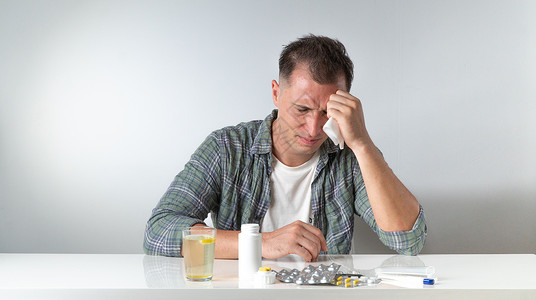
[
  {"xmin": 192, "ymin": 224, "xmax": 239, "ymax": 259},
  {"xmin": 352, "ymin": 142, "xmax": 420, "ymax": 232},
  {"xmin": 193, "ymin": 221, "xmax": 328, "ymax": 261}
]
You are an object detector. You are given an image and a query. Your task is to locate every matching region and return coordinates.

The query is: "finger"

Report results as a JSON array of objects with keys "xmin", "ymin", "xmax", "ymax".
[
  {"xmin": 328, "ymin": 93, "xmax": 352, "ymax": 105},
  {"xmin": 336, "ymin": 89, "xmax": 358, "ymax": 101},
  {"xmin": 281, "ymin": 221, "xmax": 323, "ymax": 258},
  {"xmin": 261, "ymin": 231, "xmax": 312, "ymax": 261},
  {"xmin": 330, "ymin": 93, "xmax": 360, "ymax": 109},
  {"xmin": 275, "ymin": 221, "xmax": 328, "ymax": 259},
  {"xmin": 331, "ymin": 89, "xmax": 358, "ymax": 101},
  {"xmin": 295, "ymin": 233, "xmax": 321, "ymax": 260},
  {"xmin": 298, "ymin": 222, "xmax": 328, "ymax": 253},
  {"xmin": 291, "ymin": 244, "xmax": 314, "ymax": 262},
  {"xmin": 327, "ymin": 99, "xmax": 349, "ymax": 113},
  {"xmin": 326, "ymin": 101, "xmax": 352, "ymax": 121},
  {"xmin": 305, "ymin": 224, "xmax": 328, "ymax": 252}
]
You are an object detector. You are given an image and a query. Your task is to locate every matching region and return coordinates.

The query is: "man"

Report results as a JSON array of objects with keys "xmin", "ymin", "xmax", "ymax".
[{"xmin": 144, "ymin": 35, "xmax": 427, "ymax": 261}]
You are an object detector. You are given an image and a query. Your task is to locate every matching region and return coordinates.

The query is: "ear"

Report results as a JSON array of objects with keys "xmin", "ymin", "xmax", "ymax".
[{"xmin": 271, "ymin": 80, "xmax": 280, "ymax": 107}]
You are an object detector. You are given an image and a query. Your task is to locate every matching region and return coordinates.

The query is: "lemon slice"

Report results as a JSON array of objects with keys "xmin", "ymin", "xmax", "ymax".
[{"xmin": 201, "ymin": 237, "xmax": 215, "ymax": 244}]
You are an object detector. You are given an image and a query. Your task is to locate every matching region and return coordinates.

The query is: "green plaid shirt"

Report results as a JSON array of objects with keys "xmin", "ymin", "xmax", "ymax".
[{"xmin": 144, "ymin": 110, "xmax": 427, "ymax": 256}]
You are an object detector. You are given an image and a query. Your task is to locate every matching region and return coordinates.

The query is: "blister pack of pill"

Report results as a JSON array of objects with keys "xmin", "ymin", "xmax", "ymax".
[
  {"xmin": 275, "ymin": 263, "xmax": 341, "ymax": 285},
  {"xmin": 333, "ymin": 275, "xmax": 381, "ymax": 288}
]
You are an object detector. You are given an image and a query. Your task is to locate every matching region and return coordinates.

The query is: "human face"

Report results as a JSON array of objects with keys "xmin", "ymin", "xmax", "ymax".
[{"xmin": 271, "ymin": 65, "xmax": 346, "ymax": 166}]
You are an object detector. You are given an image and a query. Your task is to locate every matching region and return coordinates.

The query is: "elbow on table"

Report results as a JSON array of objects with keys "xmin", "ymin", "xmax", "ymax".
[
  {"xmin": 142, "ymin": 221, "xmax": 184, "ymax": 257},
  {"xmin": 378, "ymin": 211, "xmax": 427, "ymax": 256},
  {"xmin": 395, "ymin": 237, "xmax": 426, "ymax": 256}
]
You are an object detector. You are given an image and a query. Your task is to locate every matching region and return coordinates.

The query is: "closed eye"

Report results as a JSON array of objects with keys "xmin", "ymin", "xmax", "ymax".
[{"xmin": 296, "ymin": 105, "xmax": 310, "ymax": 112}]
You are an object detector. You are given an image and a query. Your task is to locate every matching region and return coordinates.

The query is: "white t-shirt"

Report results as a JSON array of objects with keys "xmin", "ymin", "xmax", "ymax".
[{"xmin": 260, "ymin": 152, "xmax": 320, "ymax": 233}]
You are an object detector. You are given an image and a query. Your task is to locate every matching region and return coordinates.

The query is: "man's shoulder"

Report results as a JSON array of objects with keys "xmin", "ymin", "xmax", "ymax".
[
  {"xmin": 213, "ymin": 119, "xmax": 263, "ymax": 139},
  {"xmin": 204, "ymin": 111, "xmax": 274, "ymax": 155},
  {"xmin": 207, "ymin": 119, "xmax": 265, "ymax": 150}
]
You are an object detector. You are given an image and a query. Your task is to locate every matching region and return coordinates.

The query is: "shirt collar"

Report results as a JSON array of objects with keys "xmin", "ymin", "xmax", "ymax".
[{"xmin": 250, "ymin": 110, "xmax": 277, "ymax": 155}]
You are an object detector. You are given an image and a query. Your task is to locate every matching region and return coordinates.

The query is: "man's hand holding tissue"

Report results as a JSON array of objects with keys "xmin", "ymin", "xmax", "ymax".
[
  {"xmin": 326, "ymin": 90, "xmax": 373, "ymax": 152},
  {"xmin": 326, "ymin": 90, "xmax": 420, "ymax": 233}
]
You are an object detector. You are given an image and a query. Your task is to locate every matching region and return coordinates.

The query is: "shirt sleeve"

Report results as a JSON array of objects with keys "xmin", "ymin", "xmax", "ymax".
[
  {"xmin": 352, "ymin": 151, "xmax": 427, "ymax": 256},
  {"xmin": 143, "ymin": 132, "xmax": 222, "ymax": 257},
  {"xmin": 361, "ymin": 204, "xmax": 427, "ymax": 256}
]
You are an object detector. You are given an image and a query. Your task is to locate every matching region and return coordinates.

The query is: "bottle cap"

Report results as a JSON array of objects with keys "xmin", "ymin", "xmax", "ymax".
[
  {"xmin": 256, "ymin": 268, "xmax": 276, "ymax": 285},
  {"xmin": 423, "ymin": 278, "xmax": 435, "ymax": 285},
  {"xmin": 241, "ymin": 223, "xmax": 260, "ymax": 234}
]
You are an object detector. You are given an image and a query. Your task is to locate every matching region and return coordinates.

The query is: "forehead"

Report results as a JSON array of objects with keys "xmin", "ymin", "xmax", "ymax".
[{"xmin": 282, "ymin": 66, "xmax": 346, "ymax": 107}]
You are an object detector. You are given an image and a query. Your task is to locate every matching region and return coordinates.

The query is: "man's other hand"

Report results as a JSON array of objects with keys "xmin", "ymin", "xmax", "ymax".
[{"xmin": 261, "ymin": 220, "xmax": 328, "ymax": 262}]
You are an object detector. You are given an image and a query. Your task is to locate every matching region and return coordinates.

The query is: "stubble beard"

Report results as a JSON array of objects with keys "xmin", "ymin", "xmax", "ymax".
[{"xmin": 272, "ymin": 117, "xmax": 320, "ymax": 161}]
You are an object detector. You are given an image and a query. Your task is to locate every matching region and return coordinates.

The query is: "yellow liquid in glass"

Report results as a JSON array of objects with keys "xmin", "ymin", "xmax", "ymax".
[{"xmin": 183, "ymin": 235, "xmax": 216, "ymax": 281}]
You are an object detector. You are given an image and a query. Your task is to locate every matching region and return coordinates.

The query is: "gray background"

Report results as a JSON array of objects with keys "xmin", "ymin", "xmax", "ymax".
[{"xmin": 1, "ymin": 0, "xmax": 534, "ymax": 254}]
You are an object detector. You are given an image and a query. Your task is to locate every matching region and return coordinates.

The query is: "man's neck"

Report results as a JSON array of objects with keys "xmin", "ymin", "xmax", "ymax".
[{"xmin": 272, "ymin": 149, "xmax": 315, "ymax": 167}]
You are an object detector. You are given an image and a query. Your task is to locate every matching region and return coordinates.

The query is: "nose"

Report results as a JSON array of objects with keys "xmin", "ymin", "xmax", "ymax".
[{"xmin": 306, "ymin": 112, "xmax": 327, "ymax": 137}]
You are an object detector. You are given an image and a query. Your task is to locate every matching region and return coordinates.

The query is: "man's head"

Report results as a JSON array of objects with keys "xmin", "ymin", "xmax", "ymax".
[
  {"xmin": 271, "ymin": 35, "xmax": 354, "ymax": 166},
  {"xmin": 279, "ymin": 34, "xmax": 354, "ymax": 92}
]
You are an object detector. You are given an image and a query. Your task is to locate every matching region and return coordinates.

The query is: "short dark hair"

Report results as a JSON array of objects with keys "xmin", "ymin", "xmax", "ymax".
[{"xmin": 279, "ymin": 34, "xmax": 354, "ymax": 91}]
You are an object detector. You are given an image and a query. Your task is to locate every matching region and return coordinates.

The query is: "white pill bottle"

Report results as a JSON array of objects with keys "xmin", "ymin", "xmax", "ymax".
[{"xmin": 238, "ymin": 223, "xmax": 262, "ymax": 279}]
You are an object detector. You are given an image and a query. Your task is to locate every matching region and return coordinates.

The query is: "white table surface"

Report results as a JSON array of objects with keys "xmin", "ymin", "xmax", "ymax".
[{"xmin": 0, "ymin": 253, "xmax": 534, "ymax": 299}]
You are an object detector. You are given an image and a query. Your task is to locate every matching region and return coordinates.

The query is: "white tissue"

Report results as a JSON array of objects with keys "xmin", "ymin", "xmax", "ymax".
[
  {"xmin": 323, "ymin": 118, "xmax": 344, "ymax": 149},
  {"xmin": 375, "ymin": 266, "xmax": 436, "ymax": 276}
]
